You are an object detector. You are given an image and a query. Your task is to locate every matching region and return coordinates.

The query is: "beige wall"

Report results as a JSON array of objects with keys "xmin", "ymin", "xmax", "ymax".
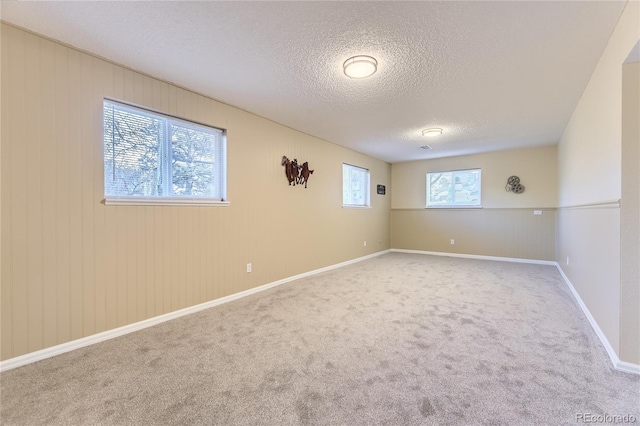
[
  {"xmin": 556, "ymin": 1, "xmax": 639, "ymax": 364},
  {"xmin": 391, "ymin": 146, "xmax": 557, "ymax": 260},
  {"xmin": 392, "ymin": 209, "xmax": 555, "ymax": 260},
  {"xmin": 0, "ymin": 23, "xmax": 391, "ymax": 361},
  {"xmin": 620, "ymin": 60, "xmax": 640, "ymax": 363},
  {"xmin": 556, "ymin": 207, "xmax": 621, "ymax": 353},
  {"xmin": 2, "ymin": 6, "xmax": 638, "ymax": 367},
  {"xmin": 392, "ymin": 146, "xmax": 558, "ymax": 209}
]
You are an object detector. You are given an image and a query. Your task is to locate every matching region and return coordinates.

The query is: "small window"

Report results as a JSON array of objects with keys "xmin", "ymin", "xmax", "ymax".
[
  {"xmin": 103, "ymin": 100, "xmax": 226, "ymax": 205},
  {"xmin": 426, "ymin": 168, "xmax": 481, "ymax": 208},
  {"xmin": 343, "ymin": 163, "xmax": 370, "ymax": 207}
]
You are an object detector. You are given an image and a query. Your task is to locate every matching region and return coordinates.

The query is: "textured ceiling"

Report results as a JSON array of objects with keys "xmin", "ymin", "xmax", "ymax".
[{"xmin": 0, "ymin": 1, "xmax": 627, "ymax": 163}]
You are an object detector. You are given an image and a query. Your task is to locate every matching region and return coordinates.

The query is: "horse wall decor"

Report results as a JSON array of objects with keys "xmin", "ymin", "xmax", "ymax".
[{"xmin": 281, "ymin": 156, "xmax": 314, "ymax": 188}]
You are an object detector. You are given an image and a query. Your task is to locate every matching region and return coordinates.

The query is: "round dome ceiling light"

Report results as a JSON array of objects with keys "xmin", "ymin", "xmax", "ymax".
[
  {"xmin": 422, "ymin": 128, "xmax": 443, "ymax": 137},
  {"xmin": 343, "ymin": 55, "xmax": 378, "ymax": 79}
]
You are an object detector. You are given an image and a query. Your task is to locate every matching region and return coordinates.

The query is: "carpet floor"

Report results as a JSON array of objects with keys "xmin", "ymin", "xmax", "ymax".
[{"xmin": 1, "ymin": 253, "xmax": 638, "ymax": 425}]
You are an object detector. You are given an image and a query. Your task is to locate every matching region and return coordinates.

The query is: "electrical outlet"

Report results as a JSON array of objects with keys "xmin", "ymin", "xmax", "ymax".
[
  {"xmin": 246, "ymin": 263, "xmax": 252, "ymax": 273},
  {"xmin": 533, "ymin": 210, "xmax": 543, "ymax": 215},
  {"xmin": 566, "ymin": 257, "xmax": 569, "ymax": 266},
  {"xmin": 363, "ymin": 241, "xmax": 367, "ymax": 247},
  {"xmin": 450, "ymin": 239, "xmax": 455, "ymax": 245}
]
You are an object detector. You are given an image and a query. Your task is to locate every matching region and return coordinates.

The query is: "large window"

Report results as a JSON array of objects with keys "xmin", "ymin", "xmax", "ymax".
[
  {"xmin": 426, "ymin": 168, "xmax": 481, "ymax": 208},
  {"xmin": 343, "ymin": 163, "xmax": 370, "ymax": 207},
  {"xmin": 103, "ymin": 100, "xmax": 226, "ymax": 205}
]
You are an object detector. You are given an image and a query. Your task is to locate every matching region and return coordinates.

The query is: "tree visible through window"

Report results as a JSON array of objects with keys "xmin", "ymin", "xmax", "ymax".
[
  {"xmin": 343, "ymin": 163, "xmax": 370, "ymax": 207},
  {"xmin": 426, "ymin": 169, "xmax": 481, "ymax": 207},
  {"xmin": 103, "ymin": 100, "xmax": 226, "ymax": 202}
]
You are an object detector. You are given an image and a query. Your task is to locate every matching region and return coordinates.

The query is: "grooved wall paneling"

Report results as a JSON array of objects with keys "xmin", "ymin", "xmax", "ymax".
[
  {"xmin": 0, "ymin": 23, "xmax": 391, "ymax": 361},
  {"xmin": 391, "ymin": 209, "xmax": 556, "ymax": 261},
  {"xmin": 620, "ymin": 61, "xmax": 640, "ymax": 364},
  {"xmin": 555, "ymin": 1, "xmax": 639, "ymax": 364},
  {"xmin": 556, "ymin": 206, "xmax": 621, "ymax": 355},
  {"xmin": 390, "ymin": 145, "xmax": 558, "ymax": 261}
]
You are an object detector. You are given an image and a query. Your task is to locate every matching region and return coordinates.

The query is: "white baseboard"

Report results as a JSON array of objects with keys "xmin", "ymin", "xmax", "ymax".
[
  {"xmin": 554, "ymin": 264, "xmax": 640, "ymax": 375},
  {"xmin": 391, "ymin": 248, "xmax": 640, "ymax": 375},
  {"xmin": 4, "ymin": 248, "xmax": 638, "ymax": 376},
  {"xmin": 615, "ymin": 360, "xmax": 640, "ymax": 375},
  {"xmin": 390, "ymin": 248, "xmax": 557, "ymax": 266},
  {"xmin": 0, "ymin": 249, "xmax": 391, "ymax": 372}
]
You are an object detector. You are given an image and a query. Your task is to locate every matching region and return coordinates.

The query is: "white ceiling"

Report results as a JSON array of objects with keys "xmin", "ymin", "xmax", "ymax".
[{"xmin": 0, "ymin": 1, "xmax": 627, "ymax": 163}]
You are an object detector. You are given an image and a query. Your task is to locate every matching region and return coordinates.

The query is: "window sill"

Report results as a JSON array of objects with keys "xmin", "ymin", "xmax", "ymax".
[
  {"xmin": 425, "ymin": 205, "xmax": 483, "ymax": 209},
  {"xmin": 104, "ymin": 197, "xmax": 230, "ymax": 207},
  {"xmin": 342, "ymin": 205, "xmax": 372, "ymax": 209}
]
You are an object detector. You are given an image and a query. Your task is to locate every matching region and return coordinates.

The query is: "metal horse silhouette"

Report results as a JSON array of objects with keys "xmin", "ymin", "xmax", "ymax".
[{"xmin": 282, "ymin": 156, "xmax": 314, "ymax": 188}]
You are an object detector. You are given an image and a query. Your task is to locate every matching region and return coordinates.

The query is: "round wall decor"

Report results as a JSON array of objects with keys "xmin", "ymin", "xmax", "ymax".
[{"xmin": 506, "ymin": 175, "xmax": 525, "ymax": 194}]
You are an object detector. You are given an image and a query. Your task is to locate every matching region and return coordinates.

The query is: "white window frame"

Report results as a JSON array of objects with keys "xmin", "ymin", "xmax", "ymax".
[
  {"xmin": 103, "ymin": 99, "xmax": 228, "ymax": 206},
  {"xmin": 426, "ymin": 168, "xmax": 482, "ymax": 208},
  {"xmin": 342, "ymin": 163, "xmax": 371, "ymax": 208}
]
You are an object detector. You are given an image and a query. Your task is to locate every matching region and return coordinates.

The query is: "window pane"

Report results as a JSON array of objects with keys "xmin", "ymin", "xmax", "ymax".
[
  {"xmin": 171, "ymin": 123, "xmax": 216, "ymax": 197},
  {"xmin": 427, "ymin": 171, "xmax": 453, "ymax": 206},
  {"xmin": 342, "ymin": 164, "xmax": 369, "ymax": 206},
  {"xmin": 342, "ymin": 164, "xmax": 350, "ymax": 203},
  {"xmin": 103, "ymin": 100, "xmax": 226, "ymax": 201},
  {"xmin": 350, "ymin": 168, "xmax": 364, "ymax": 205},
  {"xmin": 427, "ymin": 169, "xmax": 481, "ymax": 207},
  {"xmin": 104, "ymin": 103, "xmax": 163, "ymax": 197}
]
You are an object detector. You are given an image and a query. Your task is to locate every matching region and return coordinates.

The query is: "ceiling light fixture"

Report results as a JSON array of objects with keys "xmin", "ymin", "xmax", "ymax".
[
  {"xmin": 343, "ymin": 55, "xmax": 378, "ymax": 79},
  {"xmin": 422, "ymin": 128, "xmax": 443, "ymax": 137}
]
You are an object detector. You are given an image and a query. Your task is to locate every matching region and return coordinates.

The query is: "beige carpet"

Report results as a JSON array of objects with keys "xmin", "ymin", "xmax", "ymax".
[{"xmin": 1, "ymin": 253, "xmax": 638, "ymax": 425}]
